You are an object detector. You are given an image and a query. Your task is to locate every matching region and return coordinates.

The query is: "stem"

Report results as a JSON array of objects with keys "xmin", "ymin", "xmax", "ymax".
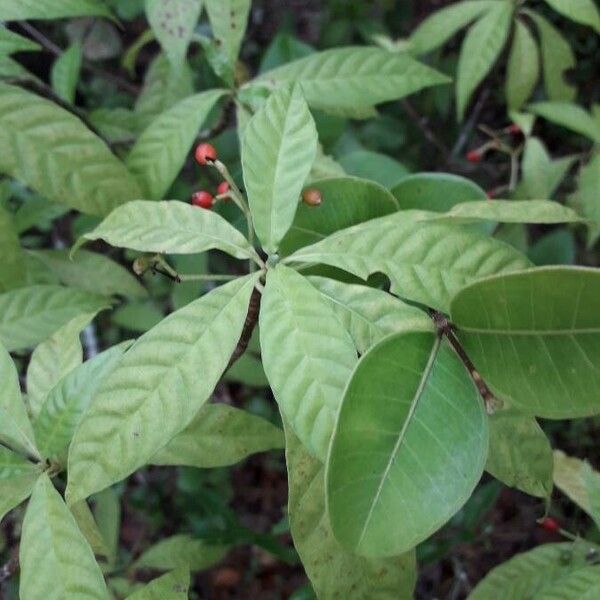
[
  {"xmin": 177, "ymin": 273, "xmax": 239, "ymax": 282},
  {"xmin": 227, "ymin": 284, "xmax": 262, "ymax": 370},
  {"xmin": 401, "ymin": 98, "xmax": 450, "ymax": 160}
]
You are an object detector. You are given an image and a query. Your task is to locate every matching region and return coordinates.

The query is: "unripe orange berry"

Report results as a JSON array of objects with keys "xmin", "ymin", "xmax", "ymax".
[
  {"xmin": 191, "ymin": 190, "xmax": 214, "ymax": 209},
  {"xmin": 195, "ymin": 143, "xmax": 217, "ymax": 165},
  {"xmin": 302, "ymin": 188, "xmax": 322, "ymax": 206}
]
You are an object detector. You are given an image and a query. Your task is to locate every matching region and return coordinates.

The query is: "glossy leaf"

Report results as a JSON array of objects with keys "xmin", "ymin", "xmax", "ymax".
[
  {"xmin": 280, "ymin": 176, "xmax": 398, "ymax": 256},
  {"xmin": 0, "ymin": 285, "xmax": 109, "ymax": 352},
  {"xmin": 0, "ymin": 204, "xmax": 25, "ymax": 292},
  {"xmin": 0, "ymin": 341, "xmax": 39, "ymax": 459},
  {"xmin": 456, "ymin": 3, "xmax": 513, "ymax": 120},
  {"xmin": 135, "ymin": 53, "xmax": 194, "ymax": 127},
  {"xmin": 67, "ymin": 275, "xmax": 259, "ymax": 502},
  {"xmin": 254, "ymin": 47, "xmax": 450, "ymax": 112},
  {"xmin": 26, "ymin": 312, "xmax": 94, "ymax": 418},
  {"xmin": 526, "ymin": 11, "xmax": 576, "ymax": 102},
  {"xmin": 73, "ymin": 200, "xmax": 259, "ymax": 263},
  {"xmin": 127, "ymin": 90, "xmax": 227, "ymax": 200},
  {"xmin": 151, "ymin": 404, "xmax": 284, "ymax": 468},
  {"xmin": 205, "ymin": 0, "xmax": 251, "ymax": 63},
  {"xmin": 506, "ymin": 20, "xmax": 539, "ymax": 111},
  {"xmin": 0, "ymin": 83, "xmax": 142, "ymax": 217},
  {"xmin": 543, "ymin": 0, "xmax": 600, "ymax": 32},
  {"xmin": 0, "ymin": 0, "xmax": 111, "ymax": 20},
  {"xmin": 284, "ymin": 423, "xmax": 417, "ymax": 599},
  {"xmin": 242, "ymin": 85, "xmax": 318, "ymax": 254},
  {"xmin": 260, "ymin": 266, "xmax": 357, "ymax": 460},
  {"xmin": 486, "ymin": 408, "xmax": 553, "ymax": 498},
  {"xmin": 127, "ymin": 569, "xmax": 190, "ymax": 600},
  {"xmin": 469, "ymin": 542, "xmax": 600, "ymax": 599},
  {"xmin": 145, "ymin": 0, "xmax": 202, "ymax": 67},
  {"xmin": 391, "ymin": 172, "xmax": 486, "ymax": 211},
  {"xmin": 569, "ymin": 152, "xmax": 600, "ymax": 248},
  {"xmin": 34, "ymin": 342, "xmax": 130, "ymax": 459},
  {"xmin": 327, "ymin": 331, "xmax": 488, "ymax": 557},
  {"xmin": 528, "ymin": 102, "xmax": 600, "ymax": 144},
  {"xmin": 51, "ymin": 43, "xmax": 82, "ymax": 104},
  {"xmin": 29, "ymin": 249, "xmax": 147, "ymax": 299},
  {"xmin": 0, "ymin": 446, "xmax": 40, "ymax": 524},
  {"xmin": 20, "ymin": 474, "xmax": 109, "ymax": 600},
  {"xmin": 553, "ymin": 450, "xmax": 600, "ymax": 528},
  {"xmin": 285, "ymin": 211, "xmax": 531, "ymax": 312},
  {"xmin": 133, "ymin": 535, "xmax": 227, "ymax": 572},
  {"xmin": 451, "ymin": 267, "xmax": 600, "ymax": 419},
  {"xmin": 308, "ymin": 276, "xmax": 433, "ymax": 354},
  {"xmin": 408, "ymin": 0, "xmax": 497, "ymax": 55}
]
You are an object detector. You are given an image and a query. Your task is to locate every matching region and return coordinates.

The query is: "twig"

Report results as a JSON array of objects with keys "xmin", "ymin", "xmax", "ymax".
[
  {"xmin": 431, "ymin": 311, "xmax": 501, "ymax": 414},
  {"xmin": 450, "ymin": 88, "xmax": 491, "ymax": 162},
  {"xmin": 401, "ymin": 98, "xmax": 450, "ymax": 160},
  {"xmin": 227, "ymin": 285, "xmax": 262, "ymax": 370}
]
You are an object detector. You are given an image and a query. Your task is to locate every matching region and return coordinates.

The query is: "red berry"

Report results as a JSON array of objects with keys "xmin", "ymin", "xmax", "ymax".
[
  {"xmin": 191, "ymin": 191, "xmax": 214, "ymax": 209},
  {"xmin": 466, "ymin": 150, "xmax": 482, "ymax": 163},
  {"xmin": 486, "ymin": 189, "xmax": 496, "ymax": 199},
  {"xmin": 507, "ymin": 123, "xmax": 522, "ymax": 135},
  {"xmin": 217, "ymin": 181, "xmax": 230, "ymax": 196},
  {"xmin": 539, "ymin": 517, "xmax": 560, "ymax": 533},
  {"xmin": 302, "ymin": 188, "xmax": 322, "ymax": 206},
  {"xmin": 195, "ymin": 143, "xmax": 217, "ymax": 165}
]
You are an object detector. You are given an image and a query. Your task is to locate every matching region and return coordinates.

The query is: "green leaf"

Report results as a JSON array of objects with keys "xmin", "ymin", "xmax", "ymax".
[
  {"xmin": 126, "ymin": 569, "xmax": 190, "ymax": 600},
  {"xmin": 133, "ymin": 535, "xmax": 227, "ymax": 572},
  {"xmin": 73, "ymin": 200, "xmax": 259, "ymax": 263},
  {"xmin": 543, "ymin": 0, "xmax": 600, "ymax": 33},
  {"xmin": 526, "ymin": 11, "xmax": 576, "ymax": 102},
  {"xmin": 468, "ymin": 542, "xmax": 599, "ymax": 599},
  {"xmin": 528, "ymin": 102, "xmax": 600, "ymax": 144},
  {"xmin": 569, "ymin": 152, "xmax": 600, "ymax": 248},
  {"xmin": 135, "ymin": 53, "xmax": 194, "ymax": 127},
  {"xmin": 0, "ymin": 341, "xmax": 39, "ymax": 458},
  {"xmin": 224, "ymin": 352, "xmax": 268, "ymax": 387},
  {"xmin": 93, "ymin": 487, "xmax": 121, "ymax": 568},
  {"xmin": 486, "ymin": 408, "xmax": 553, "ymax": 498},
  {"xmin": 0, "ymin": 25, "xmax": 41, "ymax": 54},
  {"xmin": 0, "ymin": 203, "xmax": 25, "ymax": 292},
  {"xmin": 88, "ymin": 107, "xmax": 141, "ymax": 144},
  {"xmin": 337, "ymin": 150, "xmax": 409, "ymax": 189},
  {"xmin": 204, "ymin": 0, "xmax": 251, "ymax": 64},
  {"xmin": 151, "ymin": 404, "xmax": 284, "ymax": 468},
  {"xmin": 506, "ymin": 20, "xmax": 539, "ymax": 112},
  {"xmin": 456, "ymin": 2, "xmax": 513, "ymax": 120},
  {"xmin": 67, "ymin": 275, "xmax": 259, "ymax": 502},
  {"xmin": 242, "ymin": 85, "xmax": 317, "ymax": 254},
  {"xmin": 0, "ymin": 446, "xmax": 40, "ymax": 524},
  {"xmin": 0, "ymin": 83, "xmax": 142, "ymax": 217},
  {"xmin": 284, "ymin": 212, "xmax": 532, "ymax": 312},
  {"xmin": 392, "ymin": 172, "xmax": 486, "ymax": 211},
  {"xmin": 253, "ymin": 47, "xmax": 450, "ymax": 113},
  {"xmin": 26, "ymin": 312, "xmax": 95, "ymax": 418},
  {"xmin": 280, "ymin": 176, "xmax": 398, "ymax": 256},
  {"xmin": 528, "ymin": 229, "xmax": 576, "ymax": 266},
  {"xmin": 50, "ymin": 43, "xmax": 82, "ymax": 104},
  {"xmin": 20, "ymin": 474, "xmax": 109, "ymax": 600},
  {"xmin": 112, "ymin": 301, "xmax": 163, "ymax": 333},
  {"xmin": 0, "ymin": 0, "xmax": 111, "ymax": 20},
  {"xmin": 426, "ymin": 200, "xmax": 584, "ymax": 225},
  {"xmin": 536, "ymin": 566, "xmax": 600, "ymax": 600},
  {"xmin": 0, "ymin": 285, "xmax": 109, "ymax": 352},
  {"xmin": 553, "ymin": 450, "xmax": 600, "ymax": 528},
  {"xmin": 327, "ymin": 330, "xmax": 488, "ymax": 557},
  {"xmin": 34, "ymin": 342, "xmax": 130, "ymax": 459},
  {"xmin": 308, "ymin": 277, "xmax": 433, "ymax": 354},
  {"xmin": 145, "ymin": 0, "xmax": 202, "ymax": 68},
  {"xmin": 127, "ymin": 90, "xmax": 227, "ymax": 200},
  {"xmin": 29, "ymin": 249, "xmax": 147, "ymax": 299},
  {"xmin": 284, "ymin": 423, "xmax": 417, "ymax": 599},
  {"xmin": 516, "ymin": 137, "xmax": 577, "ymax": 200},
  {"xmin": 70, "ymin": 500, "xmax": 111, "ymax": 559},
  {"xmin": 260, "ymin": 266, "xmax": 357, "ymax": 460},
  {"xmin": 408, "ymin": 0, "xmax": 497, "ymax": 55},
  {"xmin": 451, "ymin": 267, "xmax": 600, "ymax": 419}
]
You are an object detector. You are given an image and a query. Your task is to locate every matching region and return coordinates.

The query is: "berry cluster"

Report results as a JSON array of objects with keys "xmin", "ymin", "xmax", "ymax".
[{"xmin": 190, "ymin": 143, "xmax": 229, "ymax": 210}]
